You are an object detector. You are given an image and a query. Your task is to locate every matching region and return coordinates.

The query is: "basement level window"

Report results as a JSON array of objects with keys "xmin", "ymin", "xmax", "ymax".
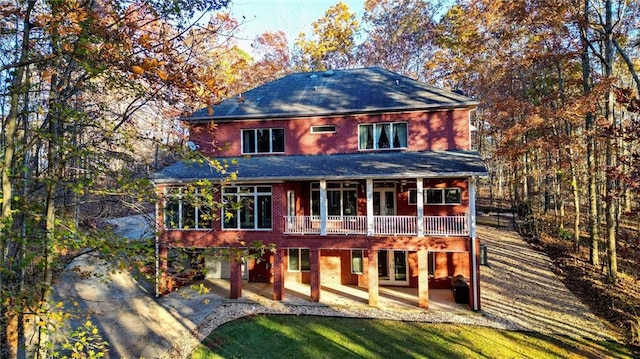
[{"xmin": 310, "ymin": 125, "xmax": 336, "ymax": 134}]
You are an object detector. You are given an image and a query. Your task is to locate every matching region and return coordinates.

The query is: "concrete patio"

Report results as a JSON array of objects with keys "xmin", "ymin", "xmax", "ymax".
[{"xmin": 196, "ymin": 279, "xmax": 470, "ymax": 313}]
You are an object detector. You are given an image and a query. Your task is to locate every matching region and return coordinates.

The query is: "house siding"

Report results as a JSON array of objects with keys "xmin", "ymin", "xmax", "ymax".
[{"xmin": 188, "ymin": 109, "xmax": 471, "ymax": 157}]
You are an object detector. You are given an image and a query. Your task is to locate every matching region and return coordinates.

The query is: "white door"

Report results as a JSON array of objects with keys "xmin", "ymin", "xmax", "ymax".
[
  {"xmin": 378, "ymin": 250, "xmax": 408, "ymax": 285},
  {"xmin": 373, "ymin": 189, "xmax": 395, "ymax": 215}
]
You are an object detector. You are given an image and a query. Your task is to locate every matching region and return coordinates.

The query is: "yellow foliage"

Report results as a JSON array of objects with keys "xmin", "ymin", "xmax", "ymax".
[
  {"xmin": 157, "ymin": 70, "xmax": 168, "ymax": 81},
  {"xmin": 131, "ymin": 65, "xmax": 144, "ymax": 75}
]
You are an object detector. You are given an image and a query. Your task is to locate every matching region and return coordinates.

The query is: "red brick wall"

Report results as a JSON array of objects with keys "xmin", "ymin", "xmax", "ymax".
[{"xmin": 188, "ymin": 109, "xmax": 471, "ymax": 157}]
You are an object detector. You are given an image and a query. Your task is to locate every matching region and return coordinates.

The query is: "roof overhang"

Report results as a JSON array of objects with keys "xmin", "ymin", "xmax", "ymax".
[{"xmin": 151, "ymin": 150, "xmax": 488, "ymax": 185}]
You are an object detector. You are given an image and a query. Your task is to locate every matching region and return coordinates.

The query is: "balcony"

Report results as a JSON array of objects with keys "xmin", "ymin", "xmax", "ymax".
[{"xmin": 283, "ymin": 214, "xmax": 469, "ymax": 236}]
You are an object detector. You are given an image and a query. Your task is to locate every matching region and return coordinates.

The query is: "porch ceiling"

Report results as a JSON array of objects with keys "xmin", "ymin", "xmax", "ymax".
[{"xmin": 152, "ymin": 150, "xmax": 487, "ymax": 184}]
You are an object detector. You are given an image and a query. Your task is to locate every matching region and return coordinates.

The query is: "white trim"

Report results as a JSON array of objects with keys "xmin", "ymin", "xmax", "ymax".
[
  {"xmin": 416, "ymin": 178, "xmax": 424, "ymax": 237},
  {"xmin": 366, "ymin": 179, "xmax": 374, "ymax": 236},
  {"xmin": 320, "ymin": 180, "xmax": 327, "ymax": 236}
]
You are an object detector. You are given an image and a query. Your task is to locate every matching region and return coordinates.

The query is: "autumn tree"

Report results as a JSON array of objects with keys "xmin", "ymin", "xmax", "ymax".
[
  {"xmin": 0, "ymin": 0, "xmax": 248, "ymax": 357},
  {"xmin": 292, "ymin": 1, "xmax": 360, "ymax": 71},
  {"xmin": 357, "ymin": 0, "xmax": 442, "ymax": 79}
]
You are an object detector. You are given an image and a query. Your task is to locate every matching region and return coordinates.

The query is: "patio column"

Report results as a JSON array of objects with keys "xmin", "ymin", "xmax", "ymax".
[
  {"xmin": 366, "ymin": 179, "xmax": 374, "ymax": 236},
  {"xmin": 416, "ymin": 177, "xmax": 424, "ymax": 237},
  {"xmin": 156, "ymin": 245, "xmax": 169, "ymax": 295},
  {"xmin": 309, "ymin": 249, "xmax": 321, "ymax": 302},
  {"xmin": 272, "ymin": 249, "xmax": 285, "ymax": 301},
  {"xmin": 320, "ymin": 180, "xmax": 327, "ymax": 236},
  {"xmin": 368, "ymin": 249, "xmax": 379, "ymax": 307},
  {"xmin": 417, "ymin": 248, "xmax": 429, "ymax": 308},
  {"xmin": 229, "ymin": 259, "xmax": 243, "ymax": 299}
]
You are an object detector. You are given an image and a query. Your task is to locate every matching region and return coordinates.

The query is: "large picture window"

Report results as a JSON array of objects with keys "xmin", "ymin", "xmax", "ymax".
[
  {"xmin": 288, "ymin": 249, "xmax": 310, "ymax": 271},
  {"xmin": 164, "ymin": 187, "xmax": 212, "ymax": 229},
  {"xmin": 409, "ymin": 188, "xmax": 462, "ymax": 205},
  {"xmin": 223, "ymin": 186, "xmax": 272, "ymax": 230},
  {"xmin": 242, "ymin": 128, "xmax": 285, "ymax": 154},
  {"xmin": 358, "ymin": 122, "xmax": 408, "ymax": 150},
  {"xmin": 310, "ymin": 182, "xmax": 358, "ymax": 216}
]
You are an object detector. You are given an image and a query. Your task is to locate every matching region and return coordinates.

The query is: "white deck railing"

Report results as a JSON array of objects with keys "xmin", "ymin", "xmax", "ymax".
[{"xmin": 284, "ymin": 214, "xmax": 468, "ymax": 236}]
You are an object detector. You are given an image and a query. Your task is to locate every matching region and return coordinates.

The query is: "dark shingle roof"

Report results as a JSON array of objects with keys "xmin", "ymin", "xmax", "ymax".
[
  {"xmin": 151, "ymin": 150, "xmax": 487, "ymax": 184},
  {"xmin": 185, "ymin": 67, "xmax": 478, "ymax": 122}
]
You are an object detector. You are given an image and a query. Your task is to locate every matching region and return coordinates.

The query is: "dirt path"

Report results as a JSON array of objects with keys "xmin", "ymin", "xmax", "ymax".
[{"xmin": 478, "ymin": 225, "xmax": 620, "ymax": 341}]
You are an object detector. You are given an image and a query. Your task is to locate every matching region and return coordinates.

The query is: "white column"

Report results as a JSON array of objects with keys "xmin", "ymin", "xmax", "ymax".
[
  {"xmin": 416, "ymin": 177, "xmax": 424, "ymax": 237},
  {"xmin": 366, "ymin": 179, "xmax": 374, "ymax": 236},
  {"xmin": 469, "ymin": 177, "xmax": 477, "ymax": 238},
  {"xmin": 469, "ymin": 176, "xmax": 479, "ymax": 310},
  {"xmin": 320, "ymin": 180, "xmax": 327, "ymax": 236}
]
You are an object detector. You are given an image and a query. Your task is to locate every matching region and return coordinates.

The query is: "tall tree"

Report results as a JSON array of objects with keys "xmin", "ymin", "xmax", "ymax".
[
  {"xmin": 357, "ymin": 0, "xmax": 441, "ymax": 79},
  {"xmin": 0, "ymin": 0, "xmax": 239, "ymax": 356},
  {"xmin": 293, "ymin": 1, "xmax": 360, "ymax": 71}
]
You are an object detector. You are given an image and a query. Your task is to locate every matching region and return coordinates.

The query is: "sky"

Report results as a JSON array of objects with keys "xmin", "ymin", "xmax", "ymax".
[{"xmin": 224, "ymin": 0, "xmax": 365, "ymax": 52}]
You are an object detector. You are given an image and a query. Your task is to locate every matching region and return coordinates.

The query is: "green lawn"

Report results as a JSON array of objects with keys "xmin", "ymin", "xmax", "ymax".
[{"xmin": 191, "ymin": 315, "xmax": 637, "ymax": 359}]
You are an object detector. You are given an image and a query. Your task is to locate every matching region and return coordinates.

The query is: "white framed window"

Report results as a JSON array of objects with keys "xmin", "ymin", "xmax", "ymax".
[
  {"xmin": 222, "ymin": 186, "xmax": 272, "ymax": 230},
  {"xmin": 310, "ymin": 182, "xmax": 358, "ymax": 216},
  {"xmin": 288, "ymin": 249, "xmax": 310, "ymax": 272},
  {"xmin": 164, "ymin": 187, "xmax": 212, "ymax": 230},
  {"xmin": 241, "ymin": 128, "xmax": 285, "ymax": 154},
  {"xmin": 358, "ymin": 122, "xmax": 408, "ymax": 150},
  {"xmin": 310, "ymin": 125, "xmax": 336, "ymax": 134},
  {"xmin": 351, "ymin": 250, "xmax": 364, "ymax": 274},
  {"xmin": 409, "ymin": 188, "xmax": 462, "ymax": 205}
]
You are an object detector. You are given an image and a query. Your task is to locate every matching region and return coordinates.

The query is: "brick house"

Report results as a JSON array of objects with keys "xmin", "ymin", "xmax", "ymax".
[{"xmin": 151, "ymin": 67, "xmax": 487, "ymax": 310}]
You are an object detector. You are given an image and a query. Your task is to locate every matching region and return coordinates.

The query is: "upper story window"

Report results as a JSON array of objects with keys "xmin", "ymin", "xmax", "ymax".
[
  {"xmin": 164, "ymin": 187, "xmax": 212, "ymax": 230},
  {"xmin": 242, "ymin": 128, "xmax": 285, "ymax": 154},
  {"xmin": 358, "ymin": 122, "xmax": 408, "ymax": 150},
  {"xmin": 222, "ymin": 186, "xmax": 272, "ymax": 230},
  {"xmin": 409, "ymin": 188, "xmax": 462, "ymax": 205}
]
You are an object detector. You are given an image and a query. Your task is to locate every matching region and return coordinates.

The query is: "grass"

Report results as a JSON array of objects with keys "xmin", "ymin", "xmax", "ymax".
[{"xmin": 190, "ymin": 314, "xmax": 637, "ymax": 359}]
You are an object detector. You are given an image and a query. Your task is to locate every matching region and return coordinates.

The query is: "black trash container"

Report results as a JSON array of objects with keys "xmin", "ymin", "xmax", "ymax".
[{"xmin": 452, "ymin": 275, "xmax": 469, "ymax": 304}]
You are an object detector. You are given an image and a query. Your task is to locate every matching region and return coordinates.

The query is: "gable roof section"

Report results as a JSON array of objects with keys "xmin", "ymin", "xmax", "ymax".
[
  {"xmin": 151, "ymin": 150, "xmax": 487, "ymax": 184},
  {"xmin": 185, "ymin": 67, "xmax": 478, "ymax": 122}
]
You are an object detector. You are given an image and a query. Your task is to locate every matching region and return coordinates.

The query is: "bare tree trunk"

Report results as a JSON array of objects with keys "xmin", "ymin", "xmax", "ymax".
[
  {"xmin": 603, "ymin": 0, "xmax": 618, "ymax": 281},
  {"xmin": 578, "ymin": 0, "xmax": 600, "ymax": 266},
  {"xmin": 0, "ymin": 2, "xmax": 36, "ymax": 356}
]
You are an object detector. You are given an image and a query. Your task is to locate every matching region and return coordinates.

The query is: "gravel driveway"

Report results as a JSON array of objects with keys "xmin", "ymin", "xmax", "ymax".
[{"xmin": 163, "ymin": 225, "xmax": 620, "ymax": 358}]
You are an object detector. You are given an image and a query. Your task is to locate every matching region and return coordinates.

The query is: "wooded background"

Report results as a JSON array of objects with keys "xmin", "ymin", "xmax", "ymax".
[{"xmin": 1, "ymin": 0, "xmax": 639, "ymax": 357}]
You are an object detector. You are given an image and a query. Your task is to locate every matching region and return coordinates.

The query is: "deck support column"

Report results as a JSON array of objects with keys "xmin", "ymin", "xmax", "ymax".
[
  {"xmin": 368, "ymin": 249, "xmax": 379, "ymax": 306},
  {"xmin": 417, "ymin": 248, "xmax": 429, "ymax": 308},
  {"xmin": 272, "ymin": 249, "xmax": 285, "ymax": 301},
  {"xmin": 310, "ymin": 249, "xmax": 321, "ymax": 302},
  {"xmin": 157, "ymin": 245, "xmax": 169, "ymax": 295},
  {"xmin": 229, "ymin": 259, "xmax": 243, "ymax": 299}
]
